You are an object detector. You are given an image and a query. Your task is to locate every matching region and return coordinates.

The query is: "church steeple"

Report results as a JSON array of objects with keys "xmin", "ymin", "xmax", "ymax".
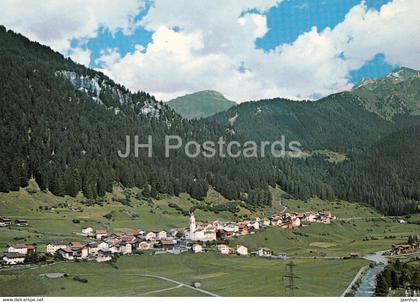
[{"xmin": 189, "ymin": 212, "xmax": 196, "ymax": 240}]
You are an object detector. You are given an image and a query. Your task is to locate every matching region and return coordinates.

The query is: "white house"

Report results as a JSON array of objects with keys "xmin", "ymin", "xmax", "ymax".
[
  {"xmin": 86, "ymin": 242, "xmax": 99, "ymax": 256},
  {"xmin": 247, "ymin": 221, "xmax": 260, "ymax": 230},
  {"xmin": 192, "ymin": 244, "xmax": 203, "ymax": 253},
  {"xmin": 82, "ymin": 227, "xmax": 94, "ymax": 236},
  {"xmin": 256, "ymin": 248, "xmax": 272, "ymax": 257},
  {"xmin": 155, "ymin": 230, "xmax": 167, "ymax": 240},
  {"xmin": 3, "ymin": 253, "xmax": 26, "ymax": 265},
  {"xmin": 96, "ymin": 229, "xmax": 108, "ymax": 239},
  {"xmin": 223, "ymin": 223, "xmax": 238, "ymax": 233},
  {"xmin": 110, "ymin": 244, "xmax": 121, "ymax": 254},
  {"xmin": 121, "ymin": 243, "xmax": 132, "ymax": 255},
  {"xmin": 145, "ymin": 232, "xmax": 156, "ymax": 241},
  {"xmin": 97, "ymin": 242, "xmax": 109, "ymax": 250},
  {"xmin": 57, "ymin": 247, "xmax": 74, "ymax": 260},
  {"xmin": 305, "ymin": 213, "xmax": 317, "ymax": 223},
  {"xmin": 75, "ymin": 246, "xmax": 89, "ymax": 259},
  {"xmin": 261, "ymin": 218, "xmax": 271, "ymax": 227},
  {"xmin": 46, "ymin": 241, "xmax": 67, "ymax": 255},
  {"xmin": 236, "ymin": 245, "xmax": 248, "ymax": 256},
  {"xmin": 8, "ymin": 244, "xmax": 35, "ymax": 255},
  {"xmin": 217, "ymin": 244, "xmax": 230, "ymax": 255},
  {"xmin": 137, "ymin": 241, "xmax": 152, "ymax": 250},
  {"xmin": 291, "ymin": 217, "xmax": 301, "ymax": 228},
  {"xmin": 96, "ymin": 249, "xmax": 112, "ymax": 262}
]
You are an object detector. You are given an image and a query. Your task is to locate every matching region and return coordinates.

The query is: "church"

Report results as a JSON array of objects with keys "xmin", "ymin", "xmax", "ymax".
[{"xmin": 186, "ymin": 213, "xmax": 217, "ymax": 242}]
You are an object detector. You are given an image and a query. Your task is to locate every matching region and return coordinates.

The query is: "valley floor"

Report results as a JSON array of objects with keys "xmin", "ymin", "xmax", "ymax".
[
  {"xmin": 0, "ymin": 186, "xmax": 418, "ymax": 296},
  {"xmin": 0, "ymin": 253, "xmax": 367, "ymax": 296}
]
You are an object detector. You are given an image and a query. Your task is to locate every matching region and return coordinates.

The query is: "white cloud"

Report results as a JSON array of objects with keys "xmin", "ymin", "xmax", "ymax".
[
  {"xmin": 0, "ymin": 0, "xmax": 145, "ymax": 65},
  {"xmin": 2, "ymin": 0, "xmax": 419, "ymax": 102},
  {"xmin": 98, "ymin": 0, "xmax": 420, "ymax": 102}
]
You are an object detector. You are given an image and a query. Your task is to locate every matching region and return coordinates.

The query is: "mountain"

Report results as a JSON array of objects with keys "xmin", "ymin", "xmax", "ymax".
[
  {"xmin": 0, "ymin": 25, "xmax": 332, "ymax": 207},
  {"xmin": 208, "ymin": 67, "xmax": 420, "ymax": 152},
  {"xmin": 0, "ymin": 25, "xmax": 418, "ymax": 215},
  {"xmin": 167, "ymin": 90, "xmax": 235, "ymax": 119},
  {"xmin": 352, "ymin": 67, "xmax": 420, "ymax": 120}
]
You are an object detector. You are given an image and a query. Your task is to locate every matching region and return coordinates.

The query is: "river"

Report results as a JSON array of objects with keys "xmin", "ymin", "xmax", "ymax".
[{"xmin": 355, "ymin": 251, "xmax": 388, "ymax": 297}]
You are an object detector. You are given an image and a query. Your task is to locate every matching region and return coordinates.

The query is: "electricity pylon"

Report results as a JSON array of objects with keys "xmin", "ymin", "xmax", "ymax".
[{"xmin": 283, "ymin": 261, "xmax": 299, "ymax": 296}]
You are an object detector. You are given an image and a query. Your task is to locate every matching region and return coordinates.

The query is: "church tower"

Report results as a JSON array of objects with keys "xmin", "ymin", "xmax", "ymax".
[{"xmin": 189, "ymin": 212, "xmax": 196, "ymax": 240}]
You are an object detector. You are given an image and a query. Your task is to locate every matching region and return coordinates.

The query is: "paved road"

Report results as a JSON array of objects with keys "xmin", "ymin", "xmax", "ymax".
[
  {"xmin": 142, "ymin": 284, "xmax": 183, "ymax": 295},
  {"xmin": 341, "ymin": 265, "xmax": 368, "ymax": 297}
]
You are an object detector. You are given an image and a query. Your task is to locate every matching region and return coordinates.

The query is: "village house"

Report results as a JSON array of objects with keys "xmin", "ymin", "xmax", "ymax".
[
  {"xmin": 121, "ymin": 242, "xmax": 132, "ymax": 255},
  {"xmin": 256, "ymin": 248, "xmax": 272, "ymax": 257},
  {"xmin": 7, "ymin": 243, "xmax": 36, "ymax": 255},
  {"xmin": 155, "ymin": 230, "xmax": 167, "ymax": 240},
  {"xmin": 86, "ymin": 242, "xmax": 99, "ymax": 256},
  {"xmin": 57, "ymin": 247, "xmax": 74, "ymax": 260},
  {"xmin": 145, "ymin": 231, "xmax": 156, "ymax": 241},
  {"xmin": 96, "ymin": 229, "xmax": 108, "ymax": 239},
  {"xmin": 390, "ymin": 243, "xmax": 418, "ymax": 255},
  {"xmin": 136, "ymin": 241, "xmax": 153, "ymax": 250},
  {"xmin": 2, "ymin": 252, "xmax": 26, "ymax": 265},
  {"xmin": 132, "ymin": 229, "xmax": 143, "ymax": 237},
  {"xmin": 81, "ymin": 227, "xmax": 94, "ymax": 236},
  {"xmin": 192, "ymin": 244, "xmax": 203, "ymax": 253},
  {"xmin": 14, "ymin": 219, "xmax": 29, "ymax": 226},
  {"xmin": 270, "ymin": 216, "xmax": 283, "ymax": 226},
  {"xmin": 46, "ymin": 241, "xmax": 67, "ymax": 255},
  {"xmin": 217, "ymin": 244, "xmax": 230, "ymax": 255},
  {"xmin": 97, "ymin": 242, "xmax": 109, "ymax": 251},
  {"xmin": 305, "ymin": 212, "xmax": 317, "ymax": 223},
  {"xmin": 0, "ymin": 217, "xmax": 12, "ymax": 226},
  {"xmin": 159, "ymin": 239, "xmax": 177, "ymax": 250},
  {"xmin": 247, "ymin": 220, "xmax": 260, "ymax": 230},
  {"xmin": 236, "ymin": 245, "xmax": 248, "ymax": 256},
  {"xmin": 223, "ymin": 222, "xmax": 238, "ymax": 233},
  {"xmin": 260, "ymin": 218, "xmax": 271, "ymax": 227},
  {"xmin": 291, "ymin": 217, "xmax": 301, "ymax": 228},
  {"xmin": 168, "ymin": 229, "xmax": 179, "ymax": 238},
  {"xmin": 96, "ymin": 249, "xmax": 112, "ymax": 262}
]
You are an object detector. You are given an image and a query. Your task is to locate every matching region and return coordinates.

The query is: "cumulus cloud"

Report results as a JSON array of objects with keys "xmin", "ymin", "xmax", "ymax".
[
  {"xmin": 2, "ymin": 0, "xmax": 419, "ymax": 102},
  {"xmin": 0, "ymin": 0, "xmax": 145, "ymax": 65},
  {"xmin": 98, "ymin": 0, "xmax": 420, "ymax": 102}
]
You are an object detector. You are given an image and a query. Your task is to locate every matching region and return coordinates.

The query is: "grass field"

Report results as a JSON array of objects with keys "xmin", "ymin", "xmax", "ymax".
[
  {"xmin": 0, "ymin": 185, "xmax": 418, "ymax": 257},
  {"xmin": 0, "ymin": 253, "xmax": 368, "ymax": 297},
  {"xmin": 0, "ymin": 184, "xmax": 418, "ymax": 297}
]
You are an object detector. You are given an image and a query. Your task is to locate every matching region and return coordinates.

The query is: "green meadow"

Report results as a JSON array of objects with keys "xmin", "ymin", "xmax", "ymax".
[
  {"xmin": 0, "ymin": 184, "xmax": 418, "ymax": 296},
  {"xmin": 0, "ymin": 253, "xmax": 367, "ymax": 297}
]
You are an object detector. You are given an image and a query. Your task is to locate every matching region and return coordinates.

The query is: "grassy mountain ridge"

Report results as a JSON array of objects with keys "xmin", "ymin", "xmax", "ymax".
[{"xmin": 167, "ymin": 90, "xmax": 235, "ymax": 119}]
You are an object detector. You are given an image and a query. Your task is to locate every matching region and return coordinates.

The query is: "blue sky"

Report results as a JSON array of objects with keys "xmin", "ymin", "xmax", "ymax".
[
  {"xmin": 2, "ymin": 0, "xmax": 418, "ymax": 102},
  {"xmin": 84, "ymin": 0, "xmax": 396, "ymax": 85}
]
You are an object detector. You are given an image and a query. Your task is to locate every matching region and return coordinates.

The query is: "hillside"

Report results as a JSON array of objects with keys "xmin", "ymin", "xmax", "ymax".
[
  {"xmin": 352, "ymin": 67, "xmax": 420, "ymax": 120},
  {"xmin": 208, "ymin": 68, "xmax": 420, "ymax": 152},
  {"xmin": 167, "ymin": 90, "xmax": 235, "ymax": 119},
  {"xmin": 326, "ymin": 124, "xmax": 420, "ymax": 214},
  {"xmin": 0, "ymin": 25, "xmax": 336, "ymax": 208},
  {"xmin": 0, "ymin": 26, "xmax": 419, "ymax": 215}
]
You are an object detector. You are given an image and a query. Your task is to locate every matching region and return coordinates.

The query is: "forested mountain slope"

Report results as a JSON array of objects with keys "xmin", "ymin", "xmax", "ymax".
[
  {"xmin": 327, "ymin": 125, "xmax": 420, "ymax": 214},
  {"xmin": 0, "ymin": 26, "xmax": 418, "ymax": 215},
  {"xmin": 209, "ymin": 68, "xmax": 420, "ymax": 152},
  {"xmin": 0, "ymin": 26, "xmax": 335, "ymax": 206}
]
